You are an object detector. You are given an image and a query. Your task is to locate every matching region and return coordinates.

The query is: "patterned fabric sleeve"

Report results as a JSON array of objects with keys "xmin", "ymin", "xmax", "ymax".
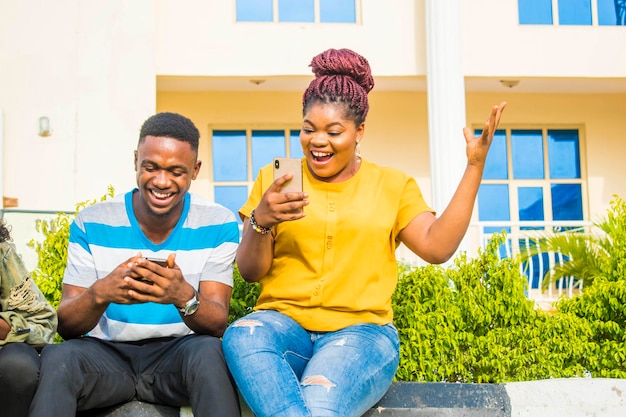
[{"xmin": 0, "ymin": 242, "xmax": 58, "ymax": 347}]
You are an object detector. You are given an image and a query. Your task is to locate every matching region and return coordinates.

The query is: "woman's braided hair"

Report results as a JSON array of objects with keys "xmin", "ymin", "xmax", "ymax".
[{"xmin": 302, "ymin": 48, "xmax": 374, "ymax": 126}]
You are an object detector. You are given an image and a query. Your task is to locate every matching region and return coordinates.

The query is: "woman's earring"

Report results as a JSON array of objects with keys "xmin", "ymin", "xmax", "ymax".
[{"xmin": 355, "ymin": 142, "xmax": 362, "ymax": 160}]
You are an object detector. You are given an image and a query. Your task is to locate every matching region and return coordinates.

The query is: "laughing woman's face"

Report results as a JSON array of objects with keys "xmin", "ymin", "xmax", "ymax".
[{"xmin": 300, "ymin": 102, "xmax": 364, "ymax": 183}]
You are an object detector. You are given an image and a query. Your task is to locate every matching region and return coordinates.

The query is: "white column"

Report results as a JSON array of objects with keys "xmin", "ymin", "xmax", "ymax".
[{"xmin": 425, "ymin": 0, "xmax": 469, "ymax": 253}]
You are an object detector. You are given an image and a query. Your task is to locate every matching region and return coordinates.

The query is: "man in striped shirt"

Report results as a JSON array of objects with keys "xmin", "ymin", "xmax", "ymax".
[{"xmin": 30, "ymin": 112, "xmax": 241, "ymax": 417}]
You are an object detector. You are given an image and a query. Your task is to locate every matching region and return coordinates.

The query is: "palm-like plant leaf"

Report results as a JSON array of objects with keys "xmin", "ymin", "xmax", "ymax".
[{"xmin": 518, "ymin": 194, "xmax": 626, "ymax": 290}]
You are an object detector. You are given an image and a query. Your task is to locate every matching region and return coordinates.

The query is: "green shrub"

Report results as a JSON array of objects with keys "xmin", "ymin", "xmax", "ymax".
[
  {"xmin": 29, "ymin": 187, "xmax": 115, "ymax": 312},
  {"xmin": 229, "ymin": 265, "xmax": 260, "ymax": 324},
  {"xmin": 393, "ymin": 233, "xmax": 594, "ymax": 383},
  {"xmin": 29, "ymin": 186, "xmax": 115, "ymax": 342},
  {"xmin": 556, "ymin": 277, "xmax": 626, "ymax": 378}
]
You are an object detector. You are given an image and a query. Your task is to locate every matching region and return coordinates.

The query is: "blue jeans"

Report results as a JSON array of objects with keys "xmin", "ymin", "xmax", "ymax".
[{"xmin": 222, "ymin": 310, "xmax": 399, "ymax": 417}]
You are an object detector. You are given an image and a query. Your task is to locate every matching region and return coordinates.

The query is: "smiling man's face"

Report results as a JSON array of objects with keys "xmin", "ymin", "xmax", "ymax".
[{"xmin": 134, "ymin": 135, "xmax": 201, "ymax": 219}]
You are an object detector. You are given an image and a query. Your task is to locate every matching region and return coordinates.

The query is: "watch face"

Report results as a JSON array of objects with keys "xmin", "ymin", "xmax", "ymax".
[{"xmin": 184, "ymin": 300, "xmax": 200, "ymax": 316}]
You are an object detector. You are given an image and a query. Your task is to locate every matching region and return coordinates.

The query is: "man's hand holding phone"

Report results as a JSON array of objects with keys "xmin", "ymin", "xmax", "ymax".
[{"xmin": 125, "ymin": 253, "xmax": 194, "ymax": 306}]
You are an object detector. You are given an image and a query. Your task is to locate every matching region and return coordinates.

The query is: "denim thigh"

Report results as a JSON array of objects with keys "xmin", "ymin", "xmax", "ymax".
[
  {"xmin": 303, "ymin": 323, "xmax": 400, "ymax": 417},
  {"xmin": 223, "ymin": 310, "xmax": 314, "ymax": 417},
  {"xmin": 222, "ymin": 311, "xmax": 399, "ymax": 417}
]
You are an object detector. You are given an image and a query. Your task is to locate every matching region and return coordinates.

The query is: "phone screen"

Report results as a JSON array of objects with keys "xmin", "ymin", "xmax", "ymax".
[{"xmin": 273, "ymin": 158, "xmax": 303, "ymax": 194}]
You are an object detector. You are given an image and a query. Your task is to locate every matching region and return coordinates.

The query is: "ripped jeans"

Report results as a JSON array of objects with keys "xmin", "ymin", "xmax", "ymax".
[{"xmin": 222, "ymin": 310, "xmax": 399, "ymax": 417}]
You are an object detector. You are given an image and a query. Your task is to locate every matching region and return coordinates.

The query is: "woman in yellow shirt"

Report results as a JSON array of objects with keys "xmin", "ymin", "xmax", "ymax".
[{"xmin": 223, "ymin": 48, "xmax": 506, "ymax": 417}]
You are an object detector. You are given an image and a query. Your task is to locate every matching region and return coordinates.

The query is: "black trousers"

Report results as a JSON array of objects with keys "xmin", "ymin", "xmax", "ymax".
[
  {"xmin": 0, "ymin": 343, "xmax": 40, "ymax": 417},
  {"xmin": 28, "ymin": 335, "xmax": 241, "ymax": 417}
]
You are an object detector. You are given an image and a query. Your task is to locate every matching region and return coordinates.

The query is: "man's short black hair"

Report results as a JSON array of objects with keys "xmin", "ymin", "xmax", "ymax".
[{"xmin": 138, "ymin": 112, "xmax": 200, "ymax": 153}]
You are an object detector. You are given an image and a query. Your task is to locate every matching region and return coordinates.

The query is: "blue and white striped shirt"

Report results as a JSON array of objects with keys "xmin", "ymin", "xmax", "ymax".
[{"xmin": 63, "ymin": 190, "xmax": 239, "ymax": 341}]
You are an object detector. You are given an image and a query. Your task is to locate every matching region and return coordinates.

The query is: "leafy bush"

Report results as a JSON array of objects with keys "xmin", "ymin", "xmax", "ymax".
[
  {"xmin": 556, "ymin": 277, "xmax": 626, "ymax": 378},
  {"xmin": 29, "ymin": 186, "xmax": 115, "ymax": 342},
  {"xmin": 29, "ymin": 186, "xmax": 115, "ymax": 312},
  {"xmin": 393, "ymin": 233, "xmax": 595, "ymax": 383},
  {"xmin": 229, "ymin": 265, "xmax": 259, "ymax": 324}
]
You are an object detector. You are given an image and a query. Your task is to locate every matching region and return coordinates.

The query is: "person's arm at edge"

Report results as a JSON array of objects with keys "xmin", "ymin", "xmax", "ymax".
[
  {"xmin": 56, "ymin": 282, "xmax": 110, "ymax": 340},
  {"xmin": 0, "ymin": 243, "xmax": 57, "ymax": 346},
  {"xmin": 399, "ymin": 102, "xmax": 507, "ymax": 264},
  {"xmin": 178, "ymin": 280, "xmax": 232, "ymax": 337}
]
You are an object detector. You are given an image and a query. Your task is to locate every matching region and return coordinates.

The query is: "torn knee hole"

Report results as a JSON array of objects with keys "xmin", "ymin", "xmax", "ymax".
[{"xmin": 302, "ymin": 375, "xmax": 337, "ymax": 391}]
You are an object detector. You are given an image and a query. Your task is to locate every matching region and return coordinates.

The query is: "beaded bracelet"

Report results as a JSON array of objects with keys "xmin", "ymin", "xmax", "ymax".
[{"xmin": 249, "ymin": 209, "xmax": 273, "ymax": 235}]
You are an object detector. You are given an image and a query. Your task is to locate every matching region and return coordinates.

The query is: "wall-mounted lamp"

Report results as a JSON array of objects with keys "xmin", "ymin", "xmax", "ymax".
[
  {"xmin": 499, "ymin": 80, "xmax": 520, "ymax": 89},
  {"xmin": 249, "ymin": 79, "xmax": 266, "ymax": 86},
  {"xmin": 38, "ymin": 116, "xmax": 51, "ymax": 137}
]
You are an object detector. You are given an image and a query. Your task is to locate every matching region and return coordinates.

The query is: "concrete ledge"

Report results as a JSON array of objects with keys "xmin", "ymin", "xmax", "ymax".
[
  {"xmin": 80, "ymin": 378, "xmax": 626, "ymax": 417},
  {"xmin": 362, "ymin": 381, "xmax": 510, "ymax": 416},
  {"xmin": 76, "ymin": 401, "xmax": 179, "ymax": 417}
]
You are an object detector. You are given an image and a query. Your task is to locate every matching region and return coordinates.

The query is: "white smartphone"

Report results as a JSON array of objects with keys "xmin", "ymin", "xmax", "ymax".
[
  {"xmin": 273, "ymin": 158, "xmax": 303, "ymax": 194},
  {"xmin": 144, "ymin": 257, "xmax": 169, "ymax": 268}
]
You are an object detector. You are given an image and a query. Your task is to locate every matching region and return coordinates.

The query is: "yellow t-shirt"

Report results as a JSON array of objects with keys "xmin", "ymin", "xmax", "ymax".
[{"xmin": 240, "ymin": 159, "xmax": 433, "ymax": 331}]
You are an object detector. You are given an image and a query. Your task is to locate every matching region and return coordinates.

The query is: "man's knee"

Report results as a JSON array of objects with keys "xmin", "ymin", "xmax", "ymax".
[{"xmin": 0, "ymin": 344, "xmax": 40, "ymax": 390}]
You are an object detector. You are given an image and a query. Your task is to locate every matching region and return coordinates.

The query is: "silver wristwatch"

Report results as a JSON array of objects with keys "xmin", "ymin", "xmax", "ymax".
[{"xmin": 178, "ymin": 290, "xmax": 200, "ymax": 316}]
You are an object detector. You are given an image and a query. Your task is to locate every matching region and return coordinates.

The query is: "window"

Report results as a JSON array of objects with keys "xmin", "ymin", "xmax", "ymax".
[
  {"xmin": 477, "ymin": 128, "xmax": 586, "ymax": 288},
  {"xmin": 518, "ymin": 0, "xmax": 554, "ymax": 24},
  {"xmin": 211, "ymin": 128, "xmax": 303, "ymax": 224},
  {"xmin": 236, "ymin": 0, "xmax": 357, "ymax": 23},
  {"xmin": 518, "ymin": 0, "xmax": 626, "ymax": 25},
  {"xmin": 598, "ymin": 0, "xmax": 626, "ymax": 25},
  {"xmin": 479, "ymin": 128, "xmax": 585, "ymax": 229}
]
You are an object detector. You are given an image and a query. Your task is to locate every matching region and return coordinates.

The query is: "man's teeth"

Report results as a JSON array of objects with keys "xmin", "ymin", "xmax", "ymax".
[{"xmin": 153, "ymin": 191, "xmax": 171, "ymax": 198}]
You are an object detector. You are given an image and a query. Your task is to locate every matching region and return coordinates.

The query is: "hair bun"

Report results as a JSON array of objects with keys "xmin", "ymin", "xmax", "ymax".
[{"xmin": 310, "ymin": 48, "xmax": 374, "ymax": 93}]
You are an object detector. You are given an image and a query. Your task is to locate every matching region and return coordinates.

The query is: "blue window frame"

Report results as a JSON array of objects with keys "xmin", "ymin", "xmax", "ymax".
[
  {"xmin": 511, "ymin": 130, "xmax": 544, "ymax": 179},
  {"xmin": 236, "ymin": 0, "xmax": 273, "ymax": 22},
  {"xmin": 212, "ymin": 130, "xmax": 247, "ymax": 181},
  {"xmin": 211, "ymin": 128, "xmax": 301, "ymax": 224},
  {"xmin": 559, "ymin": 0, "xmax": 592, "ymax": 25},
  {"xmin": 598, "ymin": 0, "xmax": 626, "ymax": 25},
  {"xmin": 478, "ymin": 128, "xmax": 584, "ymax": 225},
  {"xmin": 478, "ymin": 127, "xmax": 586, "ymax": 289},
  {"xmin": 251, "ymin": 130, "xmax": 287, "ymax": 179},
  {"xmin": 236, "ymin": 0, "xmax": 357, "ymax": 23},
  {"xmin": 519, "ymin": 0, "xmax": 625, "ymax": 25},
  {"xmin": 483, "ymin": 130, "xmax": 508, "ymax": 180},
  {"xmin": 518, "ymin": 0, "xmax": 553, "ymax": 24},
  {"xmin": 320, "ymin": 0, "xmax": 356, "ymax": 23},
  {"xmin": 279, "ymin": 0, "xmax": 314, "ymax": 22},
  {"xmin": 548, "ymin": 129, "xmax": 581, "ymax": 179},
  {"xmin": 518, "ymin": 186, "xmax": 545, "ymax": 222}
]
